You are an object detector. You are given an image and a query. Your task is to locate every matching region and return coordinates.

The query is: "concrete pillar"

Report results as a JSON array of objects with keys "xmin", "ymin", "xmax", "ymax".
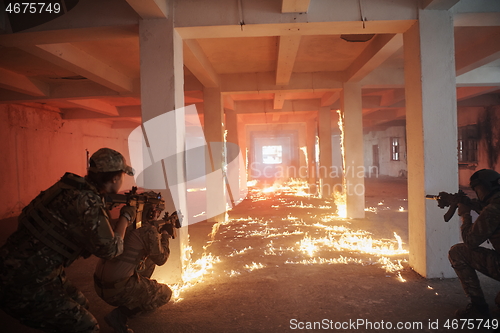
[
  {"xmin": 404, "ymin": 10, "xmax": 459, "ymax": 278},
  {"xmin": 139, "ymin": 17, "xmax": 188, "ymax": 283},
  {"xmin": 318, "ymin": 106, "xmax": 334, "ymax": 197},
  {"xmin": 204, "ymin": 87, "xmax": 226, "ymax": 223},
  {"xmin": 225, "ymin": 108, "xmax": 247, "ymax": 206},
  {"xmin": 341, "ymin": 82, "xmax": 365, "ymax": 219},
  {"xmin": 237, "ymin": 116, "xmax": 248, "ymax": 186},
  {"xmin": 306, "ymin": 119, "xmax": 317, "ymax": 193}
]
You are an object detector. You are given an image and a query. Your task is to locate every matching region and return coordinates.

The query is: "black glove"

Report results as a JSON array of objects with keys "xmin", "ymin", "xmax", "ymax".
[
  {"xmin": 120, "ymin": 205, "xmax": 137, "ymax": 224},
  {"xmin": 161, "ymin": 223, "xmax": 176, "ymax": 239}
]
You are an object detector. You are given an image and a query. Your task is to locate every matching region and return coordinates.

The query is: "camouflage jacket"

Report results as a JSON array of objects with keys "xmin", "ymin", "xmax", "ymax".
[
  {"xmin": 0, "ymin": 173, "xmax": 124, "ymax": 286},
  {"xmin": 461, "ymin": 191, "xmax": 500, "ymax": 252},
  {"xmin": 94, "ymin": 223, "xmax": 170, "ymax": 283}
]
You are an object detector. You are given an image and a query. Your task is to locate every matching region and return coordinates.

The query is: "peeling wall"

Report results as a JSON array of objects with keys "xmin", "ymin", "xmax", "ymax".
[
  {"xmin": 0, "ymin": 103, "xmax": 136, "ymax": 219},
  {"xmin": 458, "ymin": 105, "xmax": 500, "ymax": 187},
  {"xmin": 364, "ymin": 126, "xmax": 408, "ymax": 178}
]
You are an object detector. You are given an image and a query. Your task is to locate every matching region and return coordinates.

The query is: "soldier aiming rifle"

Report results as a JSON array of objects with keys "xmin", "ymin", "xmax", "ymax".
[
  {"xmin": 429, "ymin": 169, "xmax": 500, "ymax": 321},
  {"xmin": 95, "ymin": 190, "xmax": 183, "ymax": 333}
]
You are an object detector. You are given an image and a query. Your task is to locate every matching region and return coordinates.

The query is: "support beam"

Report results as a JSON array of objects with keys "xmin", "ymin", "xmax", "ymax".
[
  {"xmin": 422, "ymin": 0, "xmax": 460, "ymax": 10},
  {"xmin": 457, "ymin": 86, "xmax": 500, "ymax": 101},
  {"xmin": 345, "ymin": 34, "xmax": 403, "ymax": 82},
  {"xmin": 403, "ymin": 10, "xmax": 459, "ymax": 278},
  {"xmin": 21, "ymin": 43, "xmax": 135, "ymax": 93},
  {"xmin": 321, "ymin": 91, "xmax": 340, "ymax": 107},
  {"xmin": 184, "ymin": 39, "xmax": 220, "ymax": 88},
  {"xmin": 341, "ymin": 82, "xmax": 365, "ymax": 219},
  {"xmin": 221, "ymin": 71, "xmax": 344, "ymax": 94},
  {"xmin": 0, "ymin": 68, "xmax": 49, "ymax": 96},
  {"xmin": 139, "ymin": 18, "xmax": 187, "ymax": 284},
  {"xmin": 234, "ymin": 99, "xmax": 321, "ymax": 114},
  {"xmin": 276, "ymin": 35, "xmax": 301, "ymax": 85},
  {"xmin": 65, "ymin": 99, "xmax": 119, "ymax": 116},
  {"xmin": 318, "ymin": 106, "xmax": 334, "ymax": 197},
  {"xmin": 125, "ymin": 0, "xmax": 168, "ymax": 19},
  {"xmin": 273, "ymin": 92, "xmax": 287, "ymax": 109},
  {"xmin": 204, "ymin": 87, "xmax": 226, "ymax": 223},
  {"xmin": 282, "ymin": 0, "xmax": 311, "ymax": 13}
]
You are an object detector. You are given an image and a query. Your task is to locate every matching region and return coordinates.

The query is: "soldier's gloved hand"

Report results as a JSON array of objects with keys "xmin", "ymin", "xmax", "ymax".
[
  {"xmin": 457, "ymin": 203, "xmax": 472, "ymax": 217},
  {"xmin": 161, "ymin": 223, "xmax": 175, "ymax": 239},
  {"xmin": 120, "ymin": 205, "xmax": 137, "ymax": 225}
]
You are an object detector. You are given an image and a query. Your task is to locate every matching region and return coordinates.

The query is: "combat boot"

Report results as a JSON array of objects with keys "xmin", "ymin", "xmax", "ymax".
[
  {"xmin": 455, "ymin": 302, "xmax": 491, "ymax": 320},
  {"xmin": 104, "ymin": 308, "xmax": 134, "ymax": 333}
]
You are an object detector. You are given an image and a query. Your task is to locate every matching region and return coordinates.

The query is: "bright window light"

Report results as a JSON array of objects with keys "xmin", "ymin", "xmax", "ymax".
[{"xmin": 262, "ymin": 145, "xmax": 282, "ymax": 164}]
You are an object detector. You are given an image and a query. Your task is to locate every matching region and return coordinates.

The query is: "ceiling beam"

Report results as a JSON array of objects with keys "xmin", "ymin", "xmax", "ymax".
[
  {"xmin": 422, "ymin": 0, "xmax": 460, "ymax": 10},
  {"xmin": 379, "ymin": 88, "xmax": 406, "ymax": 107},
  {"xmin": 282, "ymin": 0, "xmax": 311, "ymax": 13},
  {"xmin": 221, "ymin": 71, "xmax": 344, "ymax": 94},
  {"xmin": 276, "ymin": 35, "xmax": 301, "ymax": 85},
  {"xmin": 457, "ymin": 93, "xmax": 500, "ymax": 107},
  {"xmin": 456, "ymin": 86, "xmax": 499, "ymax": 101},
  {"xmin": 235, "ymin": 98, "xmax": 321, "ymax": 114},
  {"xmin": 0, "ymin": 26, "xmax": 138, "ymax": 47},
  {"xmin": 0, "ymin": 68, "xmax": 49, "ymax": 96},
  {"xmin": 345, "ymin": 34, "xmax": 403, "ymax": 82},
  {"xmin": 0, "ymin": 81, "xmax": 129, "ymax": 104},
  {"xmin": 125, "ymin": 0, "xmax": 168, "ymax": 19},
  {"xmin": 21, "ymin": 43, "xmax": 135, "ymax": 93},
  {"xmin": 274, "ymin": 92, "xmax": 287, "ymax": 109},
  {"xmin": 176, "ymin": 21, "xmax": 417, "ymax": 40},
  {"xmin": 183, "ymin": 39, "xmax": 220, "ymax": 88},
  {"xmin": 65, "ymin": 99, "xmax": 119, "ymax": 116},
  {"xmin": 457, "ymin": 66, "xmax": 500, "ymax": 86},
  {"xmin": 224, "ymin": 95, "xmax": 235, "ymax": 110},
  {"xmin": 320, "ymin": 91, "xmax": 340, "ymax": 107}
]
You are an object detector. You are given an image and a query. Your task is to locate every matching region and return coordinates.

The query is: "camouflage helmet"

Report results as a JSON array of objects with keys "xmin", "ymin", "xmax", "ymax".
[
  {"xmin": 88, "ymin": 148, "xmax": 134, "ymax": 176},
  {"xmin": 469, "ymin": 169, "xmax": 500, "ymax": 191}
]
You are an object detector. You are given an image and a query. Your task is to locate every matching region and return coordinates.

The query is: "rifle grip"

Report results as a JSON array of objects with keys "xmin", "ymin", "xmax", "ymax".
[{"xmin": 444, "ymin": 203, "xmax": 457, "ymax": 222}]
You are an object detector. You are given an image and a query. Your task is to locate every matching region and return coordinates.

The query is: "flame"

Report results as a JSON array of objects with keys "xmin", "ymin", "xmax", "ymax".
[{"xmin": 165, "ymin": 178, "xmax": 409, "ymax": 303}]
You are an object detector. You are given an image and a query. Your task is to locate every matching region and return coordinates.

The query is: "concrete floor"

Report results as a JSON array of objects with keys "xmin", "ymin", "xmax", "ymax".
[{"xmin": 1, "ymin": 176, "xmax": 500, "ymax": 333}]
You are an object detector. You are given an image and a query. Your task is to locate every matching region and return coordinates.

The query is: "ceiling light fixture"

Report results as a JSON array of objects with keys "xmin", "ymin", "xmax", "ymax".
[{"xmin": 340, "ymin": 34, "xmax": 375, "ymax": 42}]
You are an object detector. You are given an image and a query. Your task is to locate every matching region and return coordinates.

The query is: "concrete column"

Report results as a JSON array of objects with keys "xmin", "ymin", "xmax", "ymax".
[
  {"xmin": 204, "ymin": 87, "xmax": 226, "ymax": 223},
  {"xmin": 318, "ymin": 106, "xmax": 334, "ymax": 197},
  {"xmin": 306, "ymin": 119, "xmax": 317, "ymax": 193},
  {"xmin": 139, "ymin": 17, "xmax": 188, "ymax": 283},
  {"xmin": 225, "ymin": 108, "xmax": 247, "ymax": 206},
  {"xmin": 341, "ymin": 82, "xmax": 365, "ymax": 219},
  {"xmin": 237, "ymin": 116, "xmax": 248, "ymax": 186},
  {"xmin": 404, "ymin": 10, "xmax": 459, "ymax": 278}
]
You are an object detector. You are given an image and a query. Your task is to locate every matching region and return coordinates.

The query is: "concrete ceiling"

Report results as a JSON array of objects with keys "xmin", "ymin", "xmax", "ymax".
[{"xmin": 0, "ymin": 0, "xmax": 499, "ymax": 131}]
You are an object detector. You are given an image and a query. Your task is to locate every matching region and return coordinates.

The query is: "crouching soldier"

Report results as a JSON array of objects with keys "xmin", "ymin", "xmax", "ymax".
[
  {"xmin": 94, "ymin": 191, "xmax": 174, "ymax": 333},
  {"xmin": 449, "ymin": 169, "xmax": 500, "ymax": 320},
  {"xmin": 0, "ymin": 147, "xmax": 135, "ymax": 332}
]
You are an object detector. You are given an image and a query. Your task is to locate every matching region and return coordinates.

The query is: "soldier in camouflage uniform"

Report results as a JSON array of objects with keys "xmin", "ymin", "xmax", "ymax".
[
  {"xmin": 449, "ymin": 169, "xmax": 500, "ymax": 319},
  {"xmin": 94, "ymin": 191, "xmax": 173, "ymax": 333},
  {"xmin": 0, "ymin": 148, "xmax": 136, "ymax": 333}
]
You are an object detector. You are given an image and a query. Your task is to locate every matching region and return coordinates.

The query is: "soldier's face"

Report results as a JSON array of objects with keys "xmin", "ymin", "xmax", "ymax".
[
  {"xmin": 110, "ymin": 173, "xmax": 124, "ymax": 194},
  {"xmin": 473, "ymin": 184, "xmax": 489, "ymax": 202}
]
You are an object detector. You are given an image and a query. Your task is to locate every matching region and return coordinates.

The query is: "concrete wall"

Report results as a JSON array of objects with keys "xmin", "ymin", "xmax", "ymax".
[
  {"xmin": 364, "ymin": 126, "xmax": 407, "ymax": 178},
  {"xmin": 458, "ymin": 105, "xmax": 500, "ymax": 186},
  {"xmin": 0, "ymin": 103, "xmax": 135, "ymax": 219}
]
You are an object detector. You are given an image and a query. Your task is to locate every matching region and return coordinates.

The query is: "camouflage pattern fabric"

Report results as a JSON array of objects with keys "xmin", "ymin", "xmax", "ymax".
[
  {"xmin": 449, "ymin": 191, "xmax": 500, "ymax": 300},
  {"xmin": 0, "ymin": 173, "xmax": 124, "ymax": 332},
  {"xmin": 94, "ymin": 223, "xmax": 171, "ymax": 314}
]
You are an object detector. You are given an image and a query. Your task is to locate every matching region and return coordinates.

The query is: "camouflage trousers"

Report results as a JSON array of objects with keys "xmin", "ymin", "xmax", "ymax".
[
  {"xmin": 94, "ymin": 272, "xmax": 171, "ymax": 315},
  {"xmin": 449, "ymin": 243, "xmax": 500, "ymax": 301},
  {"xmin": 0, "ymin": 270, "xmax": 98, "ymax": 333}
]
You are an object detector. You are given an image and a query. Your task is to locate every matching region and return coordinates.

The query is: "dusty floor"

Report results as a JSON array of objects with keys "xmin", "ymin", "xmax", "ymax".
[{"xmin": 1, "ymin": 176, "xmax": 500, "ymax": 333}]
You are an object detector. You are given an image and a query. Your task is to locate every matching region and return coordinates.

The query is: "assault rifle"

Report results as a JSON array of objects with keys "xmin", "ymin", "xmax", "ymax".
[
  {"xmin": 426, "ymin": 190, "xmax": 482, "ymax": 222},
  {"xmin": 154, "ymin": 211, "xmax": 183, "ymax": 239},
  {"xmin": 106, "ymin": 187, "xmax": 165, "ymax": 229}
]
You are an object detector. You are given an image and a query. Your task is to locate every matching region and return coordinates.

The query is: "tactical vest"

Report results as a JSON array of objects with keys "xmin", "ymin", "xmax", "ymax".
[{"xmin": 19, "ymin": 172, "xmax": 99, "ymax": 266}]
